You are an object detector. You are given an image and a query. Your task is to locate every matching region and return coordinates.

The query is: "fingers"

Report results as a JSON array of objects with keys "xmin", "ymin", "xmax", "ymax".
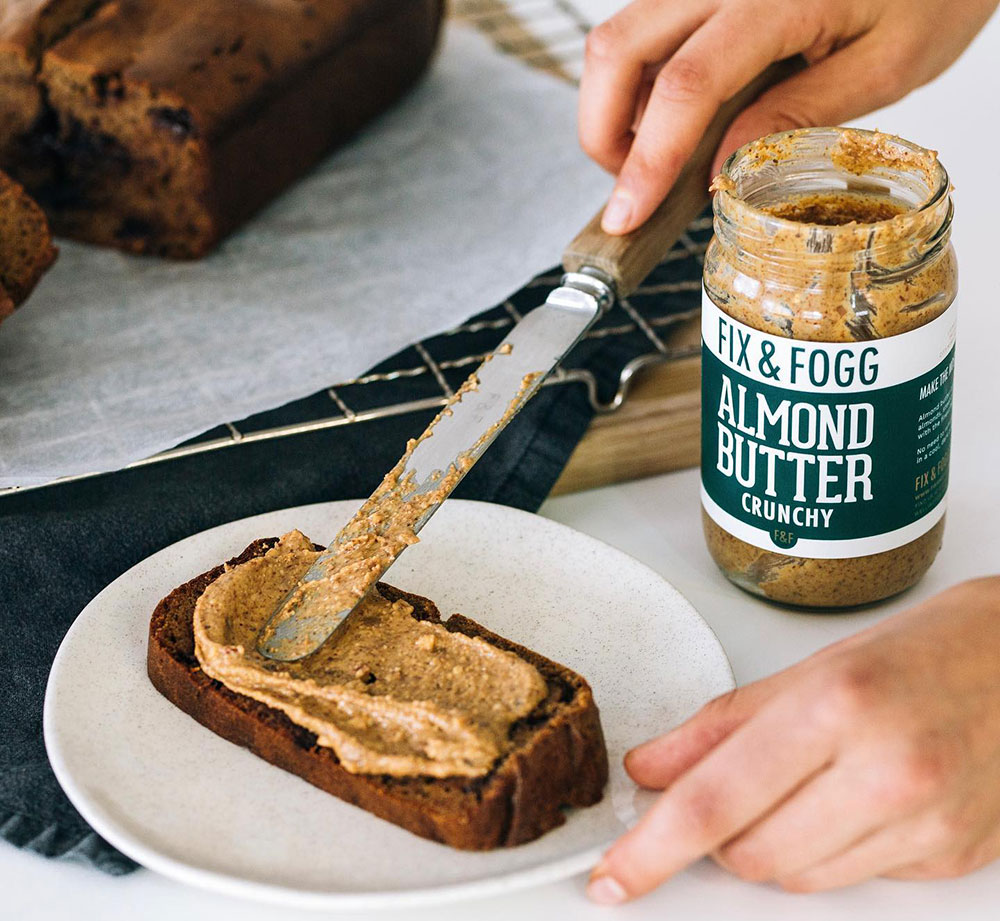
[
  {"xmin": 710, "ymin": 29, "xmax": 918, "ymax": 176},
  {"xmin": 578, "ymin": 0, "xmax": 714, "ymax": 174},
  {"xmin": 766, "ymin": 748, "xmax": 1000, "ymax": 890},
  {"xmin": 776, "ymin": 809, "xmax": 970, "ymax": 892},
  {"xmin": 778, "ymin": 827, "xmax": 919, "ymax": 892},
  {"xmin": 588, "ymin": 692, "xmax": 834, "ymax": 903},
  {"xmin": 714, "ymin": 763, "xmax": 888, "ymax": 882},
  {"xmin": 602, "ymin": 6, "xmax": 805, "ymax": 234},
  {"xmin": 884, "ymin": 809, "xmax": 1000, "ymax": 883},
  {"xmin": 586, "ymin": 0, "xmax": 987, "ymax": 231},
  {"xmin": 884, "ymin": 846, "xmax": 995, "ymax": 882}
]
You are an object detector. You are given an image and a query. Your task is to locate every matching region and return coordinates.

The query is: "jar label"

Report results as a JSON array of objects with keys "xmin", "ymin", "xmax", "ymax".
[{"xmin": 700, "ymin": 290, "xmax": 956, "ymax": 559}]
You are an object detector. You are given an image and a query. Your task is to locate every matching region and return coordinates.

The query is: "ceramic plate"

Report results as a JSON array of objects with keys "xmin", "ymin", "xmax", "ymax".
[{"xmin": 45, "ymin": 499, "xmax": 733, "ymax": 909}]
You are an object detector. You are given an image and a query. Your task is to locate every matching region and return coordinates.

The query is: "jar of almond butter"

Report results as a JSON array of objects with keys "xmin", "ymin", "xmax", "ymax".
[{"xmin": 701, "ymin": 127, "xmax": 957, "ymax": 607}]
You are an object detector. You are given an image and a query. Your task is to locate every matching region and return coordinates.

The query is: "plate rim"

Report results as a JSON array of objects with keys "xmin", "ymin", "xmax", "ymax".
[{"xmin": 44, "ymin": 498, "xmax": 733, "ymax": 910}]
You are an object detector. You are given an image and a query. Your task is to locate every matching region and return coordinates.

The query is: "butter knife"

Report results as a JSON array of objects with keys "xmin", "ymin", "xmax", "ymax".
[{"xmin": 256, "ymin": 61, "xmax": 799, "ymax": 661}]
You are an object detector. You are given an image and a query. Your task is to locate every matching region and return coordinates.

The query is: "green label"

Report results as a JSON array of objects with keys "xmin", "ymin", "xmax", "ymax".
[{"xmin": 700, "ymin": 293, "xmax": 956, "ymax": 558}]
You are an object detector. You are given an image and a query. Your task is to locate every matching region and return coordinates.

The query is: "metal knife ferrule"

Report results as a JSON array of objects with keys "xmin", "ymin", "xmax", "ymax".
[{"xmin": 557, "ymin": 268, "xmax": 615, "ymax": 316}]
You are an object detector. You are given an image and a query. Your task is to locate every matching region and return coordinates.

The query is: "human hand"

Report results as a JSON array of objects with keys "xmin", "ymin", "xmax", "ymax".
[
  {"xmin": 587, "ymin": 576, "xmax": 1000, "ymax": 904},
  {"xmin": 579, "ymin": 0, "xmax": 999, "ymax": 234}
]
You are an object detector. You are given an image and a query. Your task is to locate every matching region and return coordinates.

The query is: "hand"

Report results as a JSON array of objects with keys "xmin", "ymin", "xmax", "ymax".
[
  {"xmin": 579, "ymin": 0, "xmax": 999, "ymax": 234},
  {"xmin": 587, "ymin": 577, "xmax": 1000, "ymax": 904}
]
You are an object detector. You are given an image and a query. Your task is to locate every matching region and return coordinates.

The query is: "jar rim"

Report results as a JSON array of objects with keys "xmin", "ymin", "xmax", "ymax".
[
  {"xmin": 716, "ymin": 126, "xmax": 950, "ymax": 220},
  {"xmin": 713, "ymin": 127, "xmax": 952, "ymax": 265}
]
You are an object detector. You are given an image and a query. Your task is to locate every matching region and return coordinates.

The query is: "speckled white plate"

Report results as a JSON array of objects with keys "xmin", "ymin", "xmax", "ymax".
[{"xmin": 45, "ymin": 499, "xmax": 733, "ymax": 910}]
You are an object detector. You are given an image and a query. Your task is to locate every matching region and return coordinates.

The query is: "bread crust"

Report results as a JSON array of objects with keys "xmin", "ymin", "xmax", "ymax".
[{"xmin": 147, "ymin": 538, "xmax": 608, "ymax": 850}]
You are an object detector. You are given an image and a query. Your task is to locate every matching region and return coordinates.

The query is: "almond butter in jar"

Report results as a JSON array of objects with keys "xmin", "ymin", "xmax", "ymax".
[{"xmin": 700, "ymin": 127, "xmax": 957, "ymax": 608}]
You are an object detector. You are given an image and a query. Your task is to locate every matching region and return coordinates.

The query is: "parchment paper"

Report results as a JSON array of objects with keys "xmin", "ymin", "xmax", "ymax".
[{"xmin": 0, "ymin": 25, "xmax": 609, "ymax": 487}]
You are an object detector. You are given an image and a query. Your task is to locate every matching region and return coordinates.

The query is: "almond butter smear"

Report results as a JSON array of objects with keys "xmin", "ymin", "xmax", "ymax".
[{"xmin": 194, "ymin": 531, "xmax": 547, "ymax": 777}]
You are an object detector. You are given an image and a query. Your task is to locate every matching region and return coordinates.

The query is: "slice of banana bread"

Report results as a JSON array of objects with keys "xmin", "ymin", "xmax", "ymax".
[
  {"xmin": 0, "ymin": 167, "xmax": 56, "ymax": 323},
  {"xmin": 1, "ymin": 0, "xmax": 444, "ymax": 258},
  {"xmin": 147, "ymin": 537, "xmax": 609, "ymax": 850}
]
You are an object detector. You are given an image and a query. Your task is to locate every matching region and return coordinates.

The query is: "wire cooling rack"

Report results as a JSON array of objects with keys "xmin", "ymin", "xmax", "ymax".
[{"xmin": 1, "ymin": 0, "xmax": 711, "ymax": 496}]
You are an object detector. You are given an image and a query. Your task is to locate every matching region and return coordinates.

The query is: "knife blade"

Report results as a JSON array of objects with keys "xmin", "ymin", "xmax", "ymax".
[
  {"xmin": 255, "ymin": 269, "xmax": 613, "ymax": 661},
  {"xmin": 256, "ymin": 59, "xmax": 802, "ymax": 661}
]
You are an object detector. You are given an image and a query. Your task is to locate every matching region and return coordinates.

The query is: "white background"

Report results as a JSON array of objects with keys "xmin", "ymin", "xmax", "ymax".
[{"xmin": 5, "ymin": 0, "xmax": 999, "ymax": 917}]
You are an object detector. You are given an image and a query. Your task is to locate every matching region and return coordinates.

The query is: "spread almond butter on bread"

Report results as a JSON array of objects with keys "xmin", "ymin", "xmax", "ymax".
[{"xmin": 147, "ymin": 535, "xmax": 608, "ymax": 849}]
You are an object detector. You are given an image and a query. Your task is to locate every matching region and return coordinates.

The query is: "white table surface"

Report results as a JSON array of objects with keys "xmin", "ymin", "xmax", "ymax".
[{"xmin": 5, "ymin": 2, "xmax": 999, "ymax": 918}]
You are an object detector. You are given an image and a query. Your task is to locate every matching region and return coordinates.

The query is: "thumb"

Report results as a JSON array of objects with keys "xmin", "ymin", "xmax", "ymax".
[{"xmin": 710, "ymin": 32, "xmax": 912, "ymax": 177}]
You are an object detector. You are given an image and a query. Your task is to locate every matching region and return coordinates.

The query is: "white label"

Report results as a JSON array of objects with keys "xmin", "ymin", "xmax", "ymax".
[{"xmin": 700, "ymin": 289, "xmax": 956, "ymax": 559}]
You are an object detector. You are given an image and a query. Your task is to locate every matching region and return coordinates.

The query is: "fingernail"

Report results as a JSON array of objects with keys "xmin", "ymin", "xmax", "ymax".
[
  {"xmin": 587, "ymin": 873, "xmax": 628, "ymax": 905},
  {"xmin": 602, "ymin": 189, "xmax": 632, "ymax": 233}
]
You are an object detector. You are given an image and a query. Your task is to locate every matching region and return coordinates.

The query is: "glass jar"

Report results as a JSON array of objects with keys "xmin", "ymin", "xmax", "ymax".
[{"xmin": 700, "ymin": 127, "xmax": 957, "ymax": 608}]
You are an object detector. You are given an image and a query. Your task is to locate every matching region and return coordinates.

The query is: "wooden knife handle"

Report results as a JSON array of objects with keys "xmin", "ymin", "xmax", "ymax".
[{"xmin": 562, "ymin": 57, "xmax": 804, "ymax": 299}]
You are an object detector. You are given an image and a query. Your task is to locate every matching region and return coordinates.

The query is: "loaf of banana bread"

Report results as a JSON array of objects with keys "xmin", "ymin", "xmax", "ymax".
[{"xmin": 0, "ymin": 0, "xmax": 444, "ymax": 258}]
